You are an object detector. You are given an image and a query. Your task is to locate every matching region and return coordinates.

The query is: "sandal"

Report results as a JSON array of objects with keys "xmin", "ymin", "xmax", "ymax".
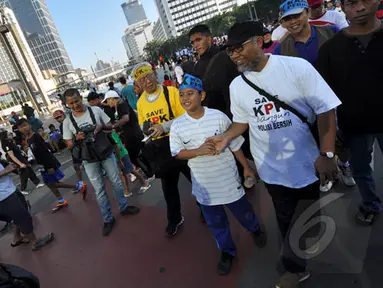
[
  {"xmin": 11, "ymin": 238, "xmax": 30, "ymax": 247},
  {"xmin": 32, "ymin": 233, "xmax": 54, "ymax": 251}
]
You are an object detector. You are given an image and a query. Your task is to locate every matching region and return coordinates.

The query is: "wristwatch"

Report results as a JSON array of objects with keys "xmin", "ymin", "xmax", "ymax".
[{"xmin": 320, "ymin": 151, "xmax": 335, "ymax": 159}]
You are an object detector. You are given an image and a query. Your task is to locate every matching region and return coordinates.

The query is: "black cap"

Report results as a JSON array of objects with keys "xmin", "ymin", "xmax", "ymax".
[{"xmin": 225, "ymin": 21, "xmax": 264, "ymax": 48}]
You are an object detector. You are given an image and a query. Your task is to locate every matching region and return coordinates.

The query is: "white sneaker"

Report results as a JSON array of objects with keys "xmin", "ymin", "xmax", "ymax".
[
  {"xmin": 139, "ymin": 184, "xmax": 151, "ymax": 194},
  {"xmin": 124, "ymin": 192, "xmax": 133, "ymax": 198},
  {"xmin": 319, "ymin": 181, "xmax": 333, "ymax": 193},
  {"xmin": 36, "ymin": 183, "xmax": 45, "ymax": 189},
  {"xmin": 147, "ymin": 176, "xmax": 155, "ymax": 183},
  {"xmin": 130, "ymin": 174, "xmax": 137, "ymax": 182},
  {"xmin": 339, "ymin": 165, "xmax": 356, "ymax": 186},
  {"xmin": 21, "ymin": 191, "xmax": 29, "ymax": 195}
]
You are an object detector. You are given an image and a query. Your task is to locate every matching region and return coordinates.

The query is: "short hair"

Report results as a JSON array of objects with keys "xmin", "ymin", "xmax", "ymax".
[
  {"xmin": 189, "ymin": 24, "xmax": 212, "ymax": 38},
  {"xmin": 108, "ymin": 81, "xmax": 114, "ymax": 88},
  {"xmin": 16, "ymin": 118, "xmax": 28, "ymax": 127},
  {"xmin": 164, "ymin": 75, "xmax": 170, "ymax": 80},
  {"xmin": 49, "ymin": 124, "xmax": 55, "ymax": 129},
  {"xmin": 63, "ymin": 88, "xmax": 81, "ymax": 99},
  {"xmin": 119, "ymin": 76, "xmax": 127, "ymax": 85},
  {"xmin": 87, "ymin": 91, "xmax": 100, "ymax": 102}
]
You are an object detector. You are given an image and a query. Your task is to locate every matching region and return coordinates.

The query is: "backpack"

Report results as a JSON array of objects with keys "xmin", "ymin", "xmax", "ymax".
[{"xmin": 0, "ymin": 264, "xmax": 39, "ymax": 288}]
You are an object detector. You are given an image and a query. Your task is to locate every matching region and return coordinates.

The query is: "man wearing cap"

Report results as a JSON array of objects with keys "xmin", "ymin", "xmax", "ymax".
[
  {"xmin": 274, "ymin": 0, "xmax": 339, "ymax": 66},
  {"xmin": 133, "ymin": 62, "xmax": 193, "ymax": 237},
  {"xmin": 208, "ymin": 21, "xmax": 341, "ymax": 288},
  {"xmin": 308, "ymin": 0, "xmax": 348, "ymax": 28}
]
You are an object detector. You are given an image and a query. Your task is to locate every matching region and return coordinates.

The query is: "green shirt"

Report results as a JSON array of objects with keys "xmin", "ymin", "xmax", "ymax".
[
  {"xmin": 121, "ymin": 85, "xmax": 138, "ymax": 110},
  {"xmin": 111, "ymin": 131, "xmax": 128, "ymax": 160}
]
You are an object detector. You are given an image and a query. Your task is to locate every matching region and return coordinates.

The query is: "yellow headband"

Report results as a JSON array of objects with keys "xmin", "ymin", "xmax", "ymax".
[{"xmin": 133, "ymin": 65, "xmax": 153, "ymax": 81}]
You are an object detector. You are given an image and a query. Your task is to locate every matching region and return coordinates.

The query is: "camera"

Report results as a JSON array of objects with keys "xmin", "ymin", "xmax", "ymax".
[{"xmin": 80, "ymin": 124, "xmax": 96, "ymax": 143}]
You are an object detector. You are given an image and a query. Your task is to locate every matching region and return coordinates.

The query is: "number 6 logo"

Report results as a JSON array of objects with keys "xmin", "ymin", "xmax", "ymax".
[{"xmin": 289, "ymin": 193, "xmax": 344, "ymax": 260}]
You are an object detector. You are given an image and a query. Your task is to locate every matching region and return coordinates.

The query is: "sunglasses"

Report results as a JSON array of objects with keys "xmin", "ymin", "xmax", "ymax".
[{"xmin": 226, "ymin": 38, "xmax": 253, "ymax": 56}]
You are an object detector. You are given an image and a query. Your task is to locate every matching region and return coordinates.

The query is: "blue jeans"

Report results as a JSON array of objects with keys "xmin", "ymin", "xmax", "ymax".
[
  {"xmin": 345, "ymin": 133, "xmax": 383, "ymax": 213},
  {"xmin": 83, "ymin": 153, "xmax": 127, "ymax": 223},
  {"xmin": 200, "ymin": 196, "xmax": 259, "ymax": 256}
]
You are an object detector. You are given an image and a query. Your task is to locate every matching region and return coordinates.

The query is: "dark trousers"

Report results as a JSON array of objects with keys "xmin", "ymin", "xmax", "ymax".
[
  {"xmin": 200, "ymin": 196, "xmax": 259, "ymax": 256},
  {"xmin": 265, "ymin": 181, "xmax": 320, "ymax": 274},
  {"xmin": 160, "ymin": 162, "xmax": 191, "ymax": 224},
  {"xmin": 19, "ymin": 166, "xmax": 40, "ymax": 191},
  {"xmin": 344, "ymin": 133, "xmax": 383, "ymax": 213}
]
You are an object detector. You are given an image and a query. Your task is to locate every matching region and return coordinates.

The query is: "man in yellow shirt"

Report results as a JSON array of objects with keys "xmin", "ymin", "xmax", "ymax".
[{"xmin": 133, "ymin": 62, "xmax": 193, "ymax": 237}]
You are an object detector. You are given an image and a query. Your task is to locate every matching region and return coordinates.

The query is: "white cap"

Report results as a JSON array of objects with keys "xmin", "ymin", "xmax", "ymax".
[{"xmin": 102, "ymin": 90, "xmax": 120, "ymax": 103}]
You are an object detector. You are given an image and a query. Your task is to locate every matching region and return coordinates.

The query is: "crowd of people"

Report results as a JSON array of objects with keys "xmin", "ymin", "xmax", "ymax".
[{"xmin": 0, "ymin": 0, "xmax": 382, "ymax": 287}]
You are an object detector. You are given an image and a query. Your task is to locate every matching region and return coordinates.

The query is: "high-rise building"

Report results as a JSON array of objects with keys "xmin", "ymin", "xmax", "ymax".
[
  {"xmin": 155, "ymin": 0, "xmax": 238, "ymax": 37},
  {"xmin": 2, "ymin": 0, "xmax": 74, "ymax": 75},
  {"xmin": 151, "ymin": 19, "xmax": 167, "ymax": 42},
  {"xmin": 121, "ymin": 0, "xmax": 147, "ymax": 26},
  {"xmin": 122, "ymin": 20, "xmax": 153, "ymax": 62}
]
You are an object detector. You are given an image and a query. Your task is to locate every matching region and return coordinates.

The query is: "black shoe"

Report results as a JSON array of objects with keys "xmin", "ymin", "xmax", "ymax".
[
  {"xmin": 120, "ymin": 206, "xmax": 140, "ymax": 216},
  {"xmin": 165, "ymin": 216, "xmax": 184, "ymax": 237},
  {"xmin": 103, "ymin": 218, "xmax": 115, "ymax": 236},
  {"xmin": 217, "ymin": 252, "xmax": 234, "ymax": 276},
  {"xmin": 356, "ymin": 207, "xmax": 378, "ymax": 226},
  {"xmin": 0, "ymin": 222, "xmax": 13, "ymax": 234},
  {"xmin": 252, "ymin": 225, "xmax": 267, "ymax": 248}
]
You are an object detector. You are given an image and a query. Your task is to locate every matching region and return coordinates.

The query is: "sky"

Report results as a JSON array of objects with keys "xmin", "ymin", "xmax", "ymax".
[{"xmin": 45, "ymin": 0, "xmax": 158, "ymax": 71}]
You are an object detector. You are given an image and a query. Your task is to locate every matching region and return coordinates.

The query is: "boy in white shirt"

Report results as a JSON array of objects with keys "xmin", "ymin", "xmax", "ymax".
[{"xmin": 169, "ymin": 74, "xmax": 266, "ymax": 276}]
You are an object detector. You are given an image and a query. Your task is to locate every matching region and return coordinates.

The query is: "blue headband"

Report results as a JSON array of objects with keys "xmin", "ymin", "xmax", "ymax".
[{"xmin": 180, "ymin": 74, "xmax": 203, "ymax": 92}]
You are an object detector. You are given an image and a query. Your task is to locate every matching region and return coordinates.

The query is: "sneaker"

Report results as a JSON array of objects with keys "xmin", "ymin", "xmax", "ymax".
[
  {"xmin": 165, "ymin": 216, "xmax": 184, "ymax": 237},
  {"xmin": 252, "ymin": 225, "xmax": 267, "ymax": 248},
  {"xmin": 139, "ymin": 184, "xmax": 151, "ymax": 194},
  {"xmin": 72, "ymin": 188, "xmax": 79, "ymax": 194},
  {"xmin": 120, "ymin": 206, "xmax": 140, "ymax": 216},
  {"xmin": 319, "ymin": 181, "xmax": 333, "ymax": 193},
  {"xmin": 130, "ymin": 174, "xmax": 137, "ymax": 182},
  {"xmin": 356, "ymin": 207, "xmax": 377, "ymax": 226},
  {"xmin": 217, "ymin": 252, "xmax": 234, "ymax": 276},
  {"xmin": 21, "ymin": 191, "xmax": 29, "ymax": 195},
  {"xmin": 103, "ymin": 218, "xmax": 115, "ymax": 236},
  {"xmin": 76, "ymin": 181, "xmax": 87, "ymax": 200},
  {"xmin": 147, "ymin": 175, "xmax": 155, "ymax": 183},
  {"xmin": 275, "ymin": 272, "xmax": 300, "ymax": 288},
  {"xmin": 124, "ymin": 192, "xmax": 133, "ymax": 198},
  {"xmin": 339, "ymin": 165, "xmax": 356, "ymax": 186},
  {"xmin": 36, "ymin": 183, "xmax": 45, "ymax": 189}
]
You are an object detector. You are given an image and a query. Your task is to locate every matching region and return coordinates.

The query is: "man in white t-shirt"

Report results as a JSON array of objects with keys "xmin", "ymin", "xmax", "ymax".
[
  {"xmin": 308, "ymin": 0, "xmax": 349, "ymax": 29},
  {"xmin": 209, "ymin": 21, "xmax": 341, "ymax": 288}
]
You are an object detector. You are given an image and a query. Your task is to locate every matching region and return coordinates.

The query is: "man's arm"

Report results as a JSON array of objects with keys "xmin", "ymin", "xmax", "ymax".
[
  {"xmin": 317, "ymin": 110, "xmax": 336, "ymax": 153},
  {"xmin": 0, "ymin": 164, "xmax": 17, "ymax": 177},
  {"xmin": 6, "ymin": 151, "xmax": 25, "ymax": 167},
  {"xmin": 176, "ymin": 143, "xmax": 217, "ymax": 160}
]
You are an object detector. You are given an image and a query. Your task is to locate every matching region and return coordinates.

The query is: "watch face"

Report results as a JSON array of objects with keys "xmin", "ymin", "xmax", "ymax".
[{"xmin": 327, "ymin": 152, "xmax": 335, "ymax": 159}]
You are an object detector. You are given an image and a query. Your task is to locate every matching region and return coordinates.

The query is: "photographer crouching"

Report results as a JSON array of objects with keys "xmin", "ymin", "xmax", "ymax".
[{"xmin": 62, "ymin": 88, "xmax": 140, "ymax": 236}]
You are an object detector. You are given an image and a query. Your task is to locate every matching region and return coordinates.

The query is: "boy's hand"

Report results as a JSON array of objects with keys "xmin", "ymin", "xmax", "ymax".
[
  {"xmin": 19, "ymin": 163, "xmax": 27, "ymax": 169},
  {"xmin": 197, "ymin": 143, "xmax": 217, "ymax": 157},
  {"xmin": 76, "ymin": 132, "xmax": 85, "ymax": 141},
  {"xmin": 47, "ymin": 168, "xmax": 55, "ymax": 175}
]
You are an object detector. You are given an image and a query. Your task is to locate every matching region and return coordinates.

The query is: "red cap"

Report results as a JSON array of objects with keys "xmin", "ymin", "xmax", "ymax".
[{"xmin": 307, "ymin": 0, "xmax": 323, "ymax": 7}]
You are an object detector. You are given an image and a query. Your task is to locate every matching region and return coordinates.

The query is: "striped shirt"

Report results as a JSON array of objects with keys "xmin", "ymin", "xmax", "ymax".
[{"xmin": 170, "ymin": 108, "xmax": 244, "ymax": 206}]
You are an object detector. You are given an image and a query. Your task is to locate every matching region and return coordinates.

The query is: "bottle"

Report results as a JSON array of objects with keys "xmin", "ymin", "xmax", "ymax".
[{"xmin": 244, "ymin": 176, "xmax": 256, "ymax": 189}]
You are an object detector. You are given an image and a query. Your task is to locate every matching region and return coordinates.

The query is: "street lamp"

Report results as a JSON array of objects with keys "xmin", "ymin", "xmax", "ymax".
[{"xmin": 246, "ymin": 0, "xmax": 259, "ymax": 21}]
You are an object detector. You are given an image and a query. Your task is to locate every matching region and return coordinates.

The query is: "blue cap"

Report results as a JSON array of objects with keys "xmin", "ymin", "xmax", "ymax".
[
  {"xmin": 180, "ymin": 74, "xmax": 203, "ymax": 92},
  {"xmin": 280, "ymin": 0, "xmax": 309, "ymax": 20}
]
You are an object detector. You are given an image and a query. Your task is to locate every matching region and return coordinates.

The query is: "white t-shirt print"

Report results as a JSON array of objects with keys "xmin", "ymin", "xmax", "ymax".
[
  {"xmin": 230, "ymin": 55, "xmax": 341, "ymax": 188},
  {"xmin": 309, "ymin": 10, "xmax": 349, "ymax": 30},
  {"xmin": 170, "ymin": 108, "xmax": 245, "ymax": 206}
]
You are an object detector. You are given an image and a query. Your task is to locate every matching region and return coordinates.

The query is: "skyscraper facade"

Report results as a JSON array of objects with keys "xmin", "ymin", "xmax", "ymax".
[
  {"xmin": 155, "ymin": 0, "xmax": 238, "ymax": 37},
  {"xmin": 121, "ymin": 0, "xmax": 147, "ymax": 26},
  {"xmin": 2, "ymin": 0, "xmax": 74, "ymax": 75}
]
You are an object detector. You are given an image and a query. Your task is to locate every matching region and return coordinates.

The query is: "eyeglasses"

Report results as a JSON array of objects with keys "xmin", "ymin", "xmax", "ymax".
[{"xmin": 226, "ymin": 38, "xmax": 253, "ymax": 56}]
